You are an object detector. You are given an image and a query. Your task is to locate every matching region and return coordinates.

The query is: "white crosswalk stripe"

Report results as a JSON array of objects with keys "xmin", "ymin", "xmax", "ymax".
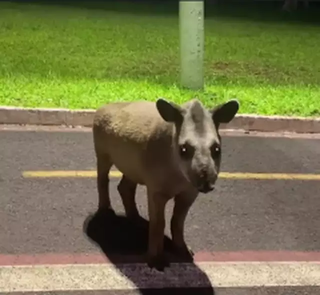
[{"xmin": 1, "ymin": 261, "xmax": 320, "ymax": 292}]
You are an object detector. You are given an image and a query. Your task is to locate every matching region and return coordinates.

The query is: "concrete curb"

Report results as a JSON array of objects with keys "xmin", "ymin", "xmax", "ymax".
[{"xmin": 1, "ymin": 106, "xmax": 320, "ymax": 133}]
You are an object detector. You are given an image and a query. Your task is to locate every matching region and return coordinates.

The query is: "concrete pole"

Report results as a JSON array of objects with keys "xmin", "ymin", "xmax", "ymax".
[{"xmin": 179, "ymin": 1, "xmax": 204, "ymax": 90}]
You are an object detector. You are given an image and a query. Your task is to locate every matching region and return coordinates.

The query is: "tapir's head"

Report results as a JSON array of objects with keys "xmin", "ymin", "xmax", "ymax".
[{"xmin": 156, "ymin": 98, "xmax": 239, "ymax": 194}]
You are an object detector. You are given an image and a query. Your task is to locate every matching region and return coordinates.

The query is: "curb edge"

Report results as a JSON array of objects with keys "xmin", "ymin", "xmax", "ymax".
[{"xmin": 1, "ymin": 106, "xmax": 320, "ymax": 133}]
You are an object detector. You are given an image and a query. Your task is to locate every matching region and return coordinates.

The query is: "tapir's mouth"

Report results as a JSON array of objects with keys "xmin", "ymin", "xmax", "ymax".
[{"xmin": 197, "ymin": 184, "xmax": 215, "ymax": 194}]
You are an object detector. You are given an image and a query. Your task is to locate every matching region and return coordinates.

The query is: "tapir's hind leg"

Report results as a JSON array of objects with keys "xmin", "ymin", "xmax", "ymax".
[
  {"xmin": 96, "ymin": 154, "xmax": 113, "ymax": 211},
  {"xmin": 117, "ymin": 175, "xmax": 139, "ymax": 219}
]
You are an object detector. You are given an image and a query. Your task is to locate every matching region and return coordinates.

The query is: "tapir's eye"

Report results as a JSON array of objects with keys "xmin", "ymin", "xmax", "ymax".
[
  {"xmin": 179, "ymin": 143, "xmax": 194, "ymax": 159},
  {"xmin": 211, "ymin": 144, "xmax": 221, "ymax": 158}
]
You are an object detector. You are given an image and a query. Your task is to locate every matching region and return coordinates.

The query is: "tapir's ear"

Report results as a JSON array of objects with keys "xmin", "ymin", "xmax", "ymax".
[
  {"xmin": 156, "ymin": 98, "xmax": 183, "ymax": 123},
  {"xmin": 211, "ymin": 99, "xmax": 239, "ymax": 126}
]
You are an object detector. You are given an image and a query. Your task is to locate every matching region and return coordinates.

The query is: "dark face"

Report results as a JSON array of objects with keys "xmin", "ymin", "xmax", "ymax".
[{"xmin": 156, "ymin": 98, "xmax": 239, "ymax": 194}]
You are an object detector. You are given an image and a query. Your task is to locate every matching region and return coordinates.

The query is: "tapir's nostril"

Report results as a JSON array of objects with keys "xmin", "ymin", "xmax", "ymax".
[
  {"xmin": 197, "ymin": 171, "xmax": 207, "ymax": 187},
  {"xmin": 200, "ymin": 170, "xmax": 207, "ymax": 180}
]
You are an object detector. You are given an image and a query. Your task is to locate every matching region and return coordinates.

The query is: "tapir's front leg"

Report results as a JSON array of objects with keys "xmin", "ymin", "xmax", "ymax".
[
  {"xmin": 146, "ymin": 189, "xmax": 169, "ymax": 271},
  {"xmin": 170, "ymin": 189, "xmax": 198, "ymax": 261}
]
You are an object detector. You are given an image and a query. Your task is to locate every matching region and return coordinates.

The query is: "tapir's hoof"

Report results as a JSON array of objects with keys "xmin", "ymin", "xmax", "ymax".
[
  {"xmin": 147, "ymin": 254, "xmax": 170, "ymax": 272},
  {"xmin": 172, "ymin": 244, "xmax": 194, "ymax": 262}
]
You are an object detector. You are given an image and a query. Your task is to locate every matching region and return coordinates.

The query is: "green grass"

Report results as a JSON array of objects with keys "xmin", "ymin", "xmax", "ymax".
[{"xmin": 0, "ymin": 1, "xmax": 319, "ymax": 116}]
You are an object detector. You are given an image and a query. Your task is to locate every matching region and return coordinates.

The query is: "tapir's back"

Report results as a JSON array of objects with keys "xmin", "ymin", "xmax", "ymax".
[
  {"xmin": 94, "ymin": 101, "xmax": 168, "ymax": 143},
  {"xmin": 93, "ymin": 101, "xmax": 173, "ymax": 184}
]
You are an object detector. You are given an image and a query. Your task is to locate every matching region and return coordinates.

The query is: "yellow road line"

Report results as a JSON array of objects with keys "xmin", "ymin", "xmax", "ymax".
[{"xmin": 22, "ymin": 170, "xmax": 320, "ymax": 180}]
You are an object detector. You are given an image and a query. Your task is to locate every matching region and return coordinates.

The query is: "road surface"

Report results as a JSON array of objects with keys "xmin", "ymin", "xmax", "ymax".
[{"xmin": 1, "ymin": 126, "xmax": 320, "ymax": 294}]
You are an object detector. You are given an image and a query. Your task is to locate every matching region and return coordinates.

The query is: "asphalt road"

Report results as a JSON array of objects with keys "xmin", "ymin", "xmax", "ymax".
[{"xmin": 1, "ymin": 127, "xmax": 320, "ymax": 294}]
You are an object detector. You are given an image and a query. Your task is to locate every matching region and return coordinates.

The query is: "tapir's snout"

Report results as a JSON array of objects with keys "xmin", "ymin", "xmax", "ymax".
[{"xmin": 196, "ymin": 169, "xmax": 217, "ymax": 194}]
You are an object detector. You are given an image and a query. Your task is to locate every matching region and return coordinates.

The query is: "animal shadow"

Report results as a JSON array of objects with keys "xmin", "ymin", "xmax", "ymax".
[{"xmin": 83, "ymin": 209, "xmax": 215, "ymax": 295}]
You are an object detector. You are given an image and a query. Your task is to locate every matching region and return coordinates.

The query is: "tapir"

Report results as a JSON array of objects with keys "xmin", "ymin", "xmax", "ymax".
[{"xmin": 92, "ymin": 98, "xmax": 239, "ymax": 271}]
